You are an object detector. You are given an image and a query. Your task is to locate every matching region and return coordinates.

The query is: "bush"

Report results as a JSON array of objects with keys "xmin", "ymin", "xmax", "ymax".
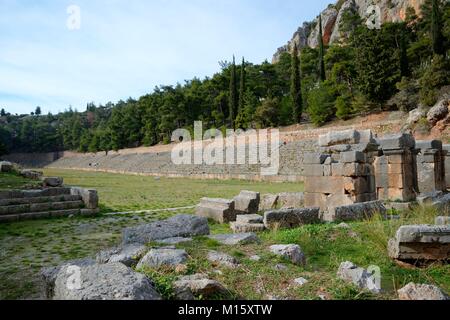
[
  {"xmin": 307, "ymin": 83, "xmax": 336, "ymax": 126},
  {"xmin": 419, "ymin": 54, "xmax": 450, "ymax": 106},
  {"xmin": 388, "ymin": 77, "xmax": 420, "ymax": 112},
  {"xmin": 335, "ymin": 95, "xmax": 353, "ymax": 120},
  {"xmin": 254, "ymin": 97, "xmax": 280, "ymax": 128}
]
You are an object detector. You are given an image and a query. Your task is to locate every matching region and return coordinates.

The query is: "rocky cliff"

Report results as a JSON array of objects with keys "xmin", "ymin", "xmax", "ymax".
[{"xmin": 272, "ymin": 0, "xmax": 425, "ymax": 63}]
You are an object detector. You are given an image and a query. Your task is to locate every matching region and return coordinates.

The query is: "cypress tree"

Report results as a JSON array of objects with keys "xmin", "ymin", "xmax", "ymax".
[
  {"xmin": 238, "ymin": 57, "xmax": 246, "ymax": 114},
  {"xmin": 431, "ymin": 0, "xmax": 444, "ymax": 55},
  {"xmin": 400, "ymin": 31, "xmax": 410, "ymax": 77},
  {"xmin": 318, "ymin": 15, "xmax": 326, "ymax": 81},
  {"xmin": 229, "ymin": 56, "xmax": 238, "ymax": 129},
  {"xmin": 291, "ymin": 43, "xmax": 303, "ymax": 123}
]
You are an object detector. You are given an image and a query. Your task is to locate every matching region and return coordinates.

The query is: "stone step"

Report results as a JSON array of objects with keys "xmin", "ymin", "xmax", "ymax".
[
  {"xmin": 0, "ymin": 208, "xmax": 99, "ymax": 223},
  {"xmin": 0, "ymin": 188, "xmax": 72, "ymax": 200},
  {"xmin": 0, "ymin": 200, "xmax": 84, "ymax": 215},
  {"xmin": 0, "ymin": 194, "xmax": 82, "ymax": 207}
]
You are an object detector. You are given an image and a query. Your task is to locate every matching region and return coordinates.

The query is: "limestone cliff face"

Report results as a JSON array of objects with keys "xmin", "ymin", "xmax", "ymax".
[{"xmin": 272, "ymin": 0, "xmax": 425, "ymax": 63}]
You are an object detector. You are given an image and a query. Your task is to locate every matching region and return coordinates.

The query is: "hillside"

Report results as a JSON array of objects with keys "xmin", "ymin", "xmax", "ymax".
[{"xmin": 273, "ymin": 0, "xmax": 426, "ymax": 62}]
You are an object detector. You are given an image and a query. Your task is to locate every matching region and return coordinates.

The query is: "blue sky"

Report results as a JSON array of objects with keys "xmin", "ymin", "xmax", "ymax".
[{"xmin": 0, "ymin": 0, "xmax": 331, "ymax": 115}]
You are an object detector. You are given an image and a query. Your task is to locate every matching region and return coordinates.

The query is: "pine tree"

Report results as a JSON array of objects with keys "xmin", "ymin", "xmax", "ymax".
[
  {"xmin": 432, "ymin": 0, "xmax": 444, "ymax": 55},
  {"xmin": 0, "ymin": 108, "xmax": 6, "ymax": 117},
  {"xmin": 229, "ymin": 56, "xmax": 238, "ymax": 129},
  {"xmin": 291, "ymin": 43, "xmax": 303, "ymax": 123},
  {"xmin": 238, "ymin": 57, "xmax": 246, "ymax": 115},
  {"xmin": 318, "ymin": 15, "xmax": 326, "ymax": 81}
]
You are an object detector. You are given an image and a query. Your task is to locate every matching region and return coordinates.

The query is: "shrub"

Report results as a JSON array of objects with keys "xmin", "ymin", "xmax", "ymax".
[
  {"xmin": 419, "ymin": 54, "xmax": 450, "ymax": 106},
  {"xmin": 307, "ymin": 83, "xmax": 336, "ymax": 126}
]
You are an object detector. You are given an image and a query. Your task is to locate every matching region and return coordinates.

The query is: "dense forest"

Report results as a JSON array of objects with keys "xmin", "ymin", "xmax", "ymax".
[{"xmin": 1, "ymin": 0, "xmax": 449, "ymax": 155}]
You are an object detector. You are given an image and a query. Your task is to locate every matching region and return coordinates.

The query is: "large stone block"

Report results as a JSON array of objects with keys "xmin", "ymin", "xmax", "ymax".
[
  {"xmin": 263, "ymin": 208, "xmax": 320, "ymax": 230},
  {"xmin": 416, "ymin": 140, "xmax": 443, "ymax": 152},
  {"xmin": 388, "ymin": 225, "xmax": 450, "ymax": 262},
  {"xmin": 259, "ymin": 194, "xmax": 279, "ymax": 211},
  {"xmin": 324, "ymin": 201, "xmax": 387, "ymax": 222},
  {"xmin": 304, "ymin": 177, "xmax": 344, "ymax": 194},
  {"xmin": 304, "ymin": 192, "xmax": 326, "ymax": 210},
  {"xmin": 318, "ymin": 130, "xmax": 374, "ymax": 148},
  {"xmin": 378, "ymin": 133, "xmax": 415, "ymax": 151},
  {"xmin": 303, "ymin": 153, "xmax": 330, "ymax": 165},
  {"xmin": 70, "ymin": 187, "xmax": 99, "ymax": 209},
  {"xmin": 278, "ymin": 192, "xmax": 304, "ymax": 209},
  {"xmin": 196, "ymin": 198, "xmax": 236, "ymax": 223},
  {"xmin": 341, "ymin": 151, "xmax": 366, "ymax": 164},
  {"xmin": 233, "ymin": 191, "xmax": 260, "ymax": 215},
  {"xmin": 303, "ymin": 164, "xmax": 325, "ymax": 177},
  {"xmin": 0, "ymin": 161, "xmax": 13, "ymax": 173}
]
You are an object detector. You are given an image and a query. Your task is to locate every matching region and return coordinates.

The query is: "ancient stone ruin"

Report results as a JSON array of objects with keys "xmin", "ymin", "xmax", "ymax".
[
  {"xmin": 0, "ymin": 172, "xmax": 99, "ymax": 223},
  {"xmin": 304, "ymin": 129, "xmax": 381, "ymax": 221}
]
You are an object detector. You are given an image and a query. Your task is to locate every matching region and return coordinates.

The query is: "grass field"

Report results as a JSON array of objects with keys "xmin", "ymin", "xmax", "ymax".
[{"xmin": 0, "ymin": 169, "xmax": 448, "ymax": 300}]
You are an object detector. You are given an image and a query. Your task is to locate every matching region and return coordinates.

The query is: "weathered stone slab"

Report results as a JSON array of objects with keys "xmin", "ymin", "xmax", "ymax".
[
  {"xmin": 122, "ymin": 214, "xmax": 210, "ymax": 245},
  {"xmin": 196, "ymin": 198, "xmax": 236, "ymax": 223},
  {"xmin": 20, "ymin": 169, "xmax": 43, "ymax": 180},
  {"xmin": 42, "ymin": 177, "xmax": 64, "ymax": 187},
  {"xmin": 278, "ymin": 192, "xmax": 304, "ymax": 209},
  {"xmin": 324, "ymin": 201, "xmax": 386, "ymax": 222},
  {"xmin": 236, "ymin": 214, "xmax": 263, "ymax": 224},
  {"xmin": 319, "ymin": 130, "xmax": 358, "ymax": 147},
  {"xmin": 305, "ymin": 177, "xmax": 344, "ymax": 194},
  {"xmin": 173, "ymin": 274, "xmax": 228, "ymax": 300},
  {"xmin": 96, "ymin": 244, "xmax": 148, "ymax": 267},
  {"xmin": 230, "ymin": 222, "xmax": 266, "ymax": 233},
  {"xmin": 388, "ymin": 225, "xmax": 450, "ymax": 262},
  {"xmin": 398, "ymin": 283, "xmax": 448, "ymax": 300},
  {"xmin": 208, "ymin": 233, "xmax": 259, "ymax": 246},
  {"xmin": 263, "ymin": 208, "xmax": 320, "ymax": 230},
  {"xmin": 53, "ymin": 263, "xmax": 161, "ymax": 300},
  {"xmin": 156, "ymin": 237, "xmax": 193, "ymax": 245},
  {"xmin": 416, "ymin": 140, "xmax": 443, "ymax": 152},
  {"xmin": 233, "ymin": 191, "xmax": 260, "ymax": 215},
  {"xmin": 341, "ymin": 151, "xmax": 366, "ymax": 164},
  {"xmin": 378, "ymin": 133, "xmax": 415, "ymax": 151},
  {"xmin": 303, "ymin": 153, "xmax": 330, "ymax": 164},
  {"xmin": 269, "ymin": 244, "xmax": 306, "ymax": 266},
  {"xmin": 207, "ymin": 251, "xmax": 239, "ymax": 268},
  {"xmin": 0, "ymin": 161, "xmax": 13, "ymax": 173},
  {"xmin": 259, "ymin": 194, "xmax": 279, "ymax": 211},
  {"xmin": 337, "ymin": 261, "xmax": 381, "ymax": 294},
  {"xmin": 136, "ymin": 248, "xmax": 188, "ymax": 269},
  {"xmin": 70, "ymin": 187, "xmax": 99, "ymax": 209}
]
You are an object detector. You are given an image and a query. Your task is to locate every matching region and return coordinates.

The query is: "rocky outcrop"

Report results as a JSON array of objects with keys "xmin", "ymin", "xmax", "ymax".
[{"xmin": 272, "ymin": 0, "xmax": 426, "ymax": 63}]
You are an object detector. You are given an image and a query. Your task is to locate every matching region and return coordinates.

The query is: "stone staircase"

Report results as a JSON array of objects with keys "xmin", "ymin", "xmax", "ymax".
[{"xmin": 0, "ymin": 187, "xmax": 99, "ymax": 223}]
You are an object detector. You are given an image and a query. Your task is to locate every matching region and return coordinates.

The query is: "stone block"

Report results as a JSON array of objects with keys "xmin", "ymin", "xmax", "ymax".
[
  {"xmin": 378, "ymin": 133, "xmax": 415, "ymax": 151},
  {"xmin": 259, "ymin": 194, "xmax": 279, "ymax": 211},
  {"xmin": 42, "ymin": 177, "xmax": 64, "ymax": 188},
  {"xmin": 196, "ymin": 198, "xmax": 236, "ymax": 223},
  {"xmin": 233, "ymin": 191, "xmax": 260, "ymax": 215},
  {"xmin": 263, "ymin": 208, "xmax": 320, "ymax": 230},
  {"xmin": 304, "ymin": 177, "xmax": 344, "ymax": 194},
  {"xmin": 342, "ymin": 163, "xmax": 371, "ymax": 177},
  {"xmin": 236, "ymin": 214, "xmax": 263, "ymax": 224},
  {"xmin": 341, "ymin": 151, "xmax": 366, "ymax": 164},
  {"xmin": 304, "ymin": 193, "xmax": 326, "ymax": 209},
  {"xmin": 230, "ymin": 222, "xmax": 266, "ymax": 233},
  {"xmin": 319, "ymin": 130, "xmax": 358, "ymax": 147},
  {"xmin": 416, "ymin": 140, "xmax": 443, "ymax": 152},
  {"xmin": 70, "ymin": 187, "xmax": 99, "ymax": 209},
  {"xmin": 303, "ymin": 164, "xmax": 324, "ymax": 177},
  {"xmin": 324, "ymin": 201, "xmax": 386, "ymax": 222},
  {"xmin": 0, "ymin": 161, "xmax": 13, "ymax": 173},
  {"xmin": 303, "ymin": 153, "xmax": 330, "ymax": 165},
  {"xmin": 278, "ymin": 192, "xmax": 304, "ymax": 209},
  {"xmin": 388, "ymin": 225, "xmax": 450, "ymax": 262}
]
